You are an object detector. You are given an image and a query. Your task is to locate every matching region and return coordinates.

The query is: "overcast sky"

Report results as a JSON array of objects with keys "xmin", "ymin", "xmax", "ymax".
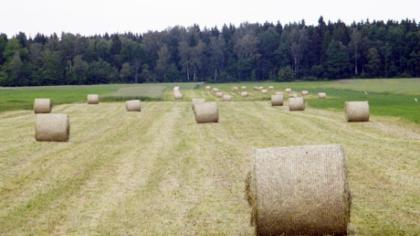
[{"xmin": 1, "ymin": 0, "xmax": 419, "ymax": 36}]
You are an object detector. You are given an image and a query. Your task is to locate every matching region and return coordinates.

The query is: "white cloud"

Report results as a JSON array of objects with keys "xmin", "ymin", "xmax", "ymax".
[{"xmin": 1, "ymin": 0, "xmax": 419, "ymax": 36}]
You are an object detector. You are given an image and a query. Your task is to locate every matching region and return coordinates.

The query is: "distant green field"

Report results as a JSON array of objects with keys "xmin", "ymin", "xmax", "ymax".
[{"xmin": 1, "ymin": 79, "xmax": 419, "ymax": 123}]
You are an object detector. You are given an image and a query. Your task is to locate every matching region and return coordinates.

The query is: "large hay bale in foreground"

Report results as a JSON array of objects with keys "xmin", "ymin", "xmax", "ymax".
[
  {"xmin": 318, "ymin": 92, "xmax": 327, "ymax": 99},
  {"xmin": 33, "ymin": 98, "xmax": 52, "ymax": 113},
  {"xmin": 247, "ymin": 144, "xmax": 351, "ymax": 235},
  {"xmin": 288, "ymin": 97, "xmax": 305, "ymax": 111},
  {"xmin": 125, "ymin": 100, "xmax": 141, "ymax": 112},
  {"xmin": 35, "ymin": 114, "xmax": 70, "ymax": 142},
  {"xmin": 241, "ymin": 91, "xmax": 249, "ymax": 97},
  {"xmin": 222, "ymin": 94, "xmax": 232, "ymax": 101},
  {"xmin": 345, "ymin": 101, "xmax": 369, "ymax": 122},
  {"xmin": 193, "ymin": 102, "xmax": 219, "ymax": 123},
  {"xmin": 271, "ymin": 94, "xmax": 284, "ymax": 106},
  {"xmin": 87, "ymin": 94, "xmax": 99, "ymax": 104}
]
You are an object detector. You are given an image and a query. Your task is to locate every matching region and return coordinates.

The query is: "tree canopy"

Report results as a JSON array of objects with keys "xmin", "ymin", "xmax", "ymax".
[{"xmin": 0, "ymin": 17, "xmax": 419, "ymax": 86}]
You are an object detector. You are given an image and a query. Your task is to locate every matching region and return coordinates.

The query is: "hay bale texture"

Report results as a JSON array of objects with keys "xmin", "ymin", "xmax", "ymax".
[
  {"xmin": 318, "ymin": 92, "xmax": 327, "ymax": 99},
  {"xmin": 288, "ymin": 97, "xmax": 305, "ymax": 111},
  {"xmin": 301, "ymin": 90, "xmax": 309, "ymax": 96},
  {"xmin": 35, "ymin": 114, "xmax": 70, "ymax": 142},
  {"xmin": 241, "ymin": 91, "xmax": 249, "ymax": 97},
  {"xmin": 87, "ymin": 94, "xmax": 99, "ymax": 104},
  {"xmin": 33, "ymin": 98, "xmax": 52, "ymax": 113},
  {"xmin": 261, "ymin": 89, "xmax": 268, "ymax": 94},
  {"xmin": 345, "ymin": 101, "xmax": 369, "ymax": 122},
  {"xmin": 285, "ymin": 88, "xmax": 292, "ymax": 93},
  {"xmin": 193, "ymin": 102, "xmax": 219, "ymax": 123},
  {"xmin": 215, "ymin": 91, "xmax": 224, "ymax": 97},
  {"xmin": 271, "ymin": 94, "xmax": 284, "ymax": 106},
  {"xmin": 125, "ymin": 100, "xmax": 141, "ymax": 112},
  {"xmin": 248, "ymin": 144, "xmax": 351, "ymax": 235}
]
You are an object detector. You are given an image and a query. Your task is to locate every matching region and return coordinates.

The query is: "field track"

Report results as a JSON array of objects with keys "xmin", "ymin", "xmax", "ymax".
[{"xmin": 0, "ymin": 101, "xmax": 419, "ymax": 235}]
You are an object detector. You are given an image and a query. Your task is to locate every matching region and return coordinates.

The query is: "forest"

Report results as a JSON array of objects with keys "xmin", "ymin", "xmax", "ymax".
[{"xmin": 0, "ymin": 17, "xmax": 419, "ymax": 86}]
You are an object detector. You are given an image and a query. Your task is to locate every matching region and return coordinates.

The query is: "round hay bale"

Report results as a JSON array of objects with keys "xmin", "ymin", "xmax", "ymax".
[
  {"xmin": 318, "ymin": 92, "xmax": 327, "ymax": 99},
  {"xmin": 192, "ymin": 98, "xmax": 205, "ymax": 111},
  {"xmin": 222, "ymin": 94, "xmax": 232, "ymax": 101},
  {"xmin": 215, "ymin": 91, "xmax": 224, "ymax": 97},
  {"xmin": 301, "ymin": 90, "xmax": 309, "ymax": 96},
  {"xmin": 241, "ymin": 91, "xmax": 249, "ymax": 97},
  {"xmin": 125, "ymin": 100, "xmax": 141, "ymax": 112},
  {"xmin": 173, "ymin": 86, "xmax": 180, "ymax": 91},
  {"xmin": 205, "ymin": 86, "xmax": 211, "ymax": 90},
  {"xmin": 345, "ymin": 101, "xmax": 369, "ymax": 122},
  {"xmin": 271, "ymin": 94, "xmax": 284, "ymax": 106},
  {"xmin": 87, "ymin": 94, "xmax": 99, "ymax": 104},
  {"xmin": 241, "ymin": 86, "xmax": 247, "ymax": 90},
  {"xmin": 232, "ymin": 86, "xmax": 239, "ymax": 91},
  {"xmin": 193, "ymin": 102, "xmax": 219, "ymax": 123},
  {"xmin": 285, "ymin": 88, "xmax": 292, "ymax": 93},
  {"xmin": 174, "ymin": 91, "xmax": 183, "ymax": 100},
  {"xmin": 33, "ymin": 98, "xmax": 52, "ymax": 113},
  {"xmin": 35, "ymin": 114, "xmax": 70, "ymax": 142},
  {"xmin": 261, "ymin": 89, "xmax": 268, "ymax": 94},
  {"xmin": 248, "ymin": 144, "xmax": 351, "ymax": 235},
  {"xmin": 288, "ymin": 97, "xmax": 305, "ymax": 111}
]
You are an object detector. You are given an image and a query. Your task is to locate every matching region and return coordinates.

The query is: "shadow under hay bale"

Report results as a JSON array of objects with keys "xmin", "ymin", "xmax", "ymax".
[
  {"xmin": 87, "ymin": 94, "xmax": 99, "ymax": 104},
  {"xmin": 33, "ymin": 98, "xmax": 52, "ymax": 113},
  {"xmin": 247, "ymin": 144, "xmax": 351, "ymax": 236},
  {"xmin": 345, "ymin": 101, "xmax": 369, "ymax": 122},
  {"xmin": 271, "ymin": 94, "xmax": 284, "ymax": 106},
  {"xmin": 125, "ymin": 100, "xmax": 141, "ymax": 112},
  {"xmin": 288, "ymin": 97, "xmax": 305, "ymax": 111},
  {"xmin": 35, "ymin": 114, "xmax": 70, "ymax": 142},
  {"xmin": 193, "ymin": 102, "xmax": 219, "ymax": 123}
]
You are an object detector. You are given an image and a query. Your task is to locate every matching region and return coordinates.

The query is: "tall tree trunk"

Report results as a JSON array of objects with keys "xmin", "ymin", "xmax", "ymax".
[
  {"xmin": 354, "ymin": 47, "xmax": 358, "ymax": 75},
  {"xmin": 186, "ymin": 62, "xmax": 190, "ymax": 81}
]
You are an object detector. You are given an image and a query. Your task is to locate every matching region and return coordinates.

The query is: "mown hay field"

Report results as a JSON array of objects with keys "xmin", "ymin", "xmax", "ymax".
[{"xmin": 0, "ymin": 79, "xmax": 420, "ymax": 235}]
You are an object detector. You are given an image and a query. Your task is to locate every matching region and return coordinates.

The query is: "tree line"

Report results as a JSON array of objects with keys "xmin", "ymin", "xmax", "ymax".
[{"xmin": 0, "ymin": 17, "xmax": 419, "ymax": 86}]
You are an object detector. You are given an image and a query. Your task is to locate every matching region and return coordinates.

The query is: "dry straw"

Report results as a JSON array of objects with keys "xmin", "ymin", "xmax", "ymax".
[
  {"xmin": 288, "ymin": 97, "xmax": 305, "ymax": 111},
  {"xmin": 125, "ymin": 100, "xmax": 141, "ymax": 112},
  {"xmin": 222, "ymin": 94, "xmax": 232, "ymax": 101},
  {"xmin": 35, "ymin": 114, "xmax": 70, "ymax": 142},
  {"xmin": 318, "ymin": 92, "xmax": 327, "ymax": 99},
  {"xmin": 345, "ymin": 101, "xmax": 369, "ymax": 122},
  {"xmin": 301, "ymin": 90, "xmax": 309, "ymax": 96},
  {"xmin": 241, "ymin": 91, "xmax": 249, "ymax": 97},
  {"xmin": 285, "ymin": 88, "xmax": 292, "ymax": 92},
  {"xmin": 261, "ymin": 89, "xmax": 268, "ymax": 94},
  {"xmin": 33, "ymin": 98, "xmax": 52, "ymax": 113},
  {"xmin": 193, "ymin": 102, "xmax": 219, "ymax": 123},
  {"xmin": 271, "ymin": 94, "xmax": 284, "ymax": 106},
  {"xmin": 87, "ymin": 94, "xmax": 99, "ymax": 104},
  {"xmin": 205, "ymin": 86, "xmax": 211, "ymax": 90},
  {"xmin": 246, "ymin": 144, "xmax": 351, "ymax": 235}
]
